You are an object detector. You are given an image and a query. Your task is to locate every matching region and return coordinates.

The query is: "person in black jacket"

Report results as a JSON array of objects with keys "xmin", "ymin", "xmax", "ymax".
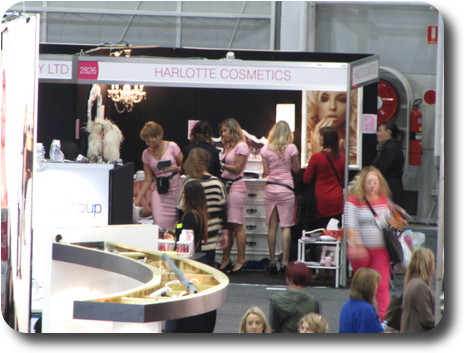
[
  {"xmin": 182, "ymin": 120, "xmax": 222, "ymax": 177},
  {"xmin": 372, "ymin": 121, "xmax": 405, "ymax": 207}
]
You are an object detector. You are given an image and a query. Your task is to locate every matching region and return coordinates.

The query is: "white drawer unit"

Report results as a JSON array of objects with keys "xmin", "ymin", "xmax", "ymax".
[
  {"xmin": 244, "ymin": 201, "xmax": 266, "ymax": 219},
  {"xmin": 244, "ymin": 158, "xmax": 263, "ymax": 178},
  {"xmin": 244, "ymin": 218, "xmax": 268, "ymax": 234},
  {"xmin": 215, "ymin": 178, "xmax": 281, "ymax": 263},
  {"xmin": 297, "ymin": 230, "xmax": 345, "ymax": 288}
]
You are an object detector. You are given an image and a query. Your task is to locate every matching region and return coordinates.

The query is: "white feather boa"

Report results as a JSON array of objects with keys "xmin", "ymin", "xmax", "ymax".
[
  {"xmin": 86, "ymin": 84, "xmax": 124, "ymax": 162},
  {"xmin": 86, "ymin": 117, "xmax": 124, "ymax": 162}
]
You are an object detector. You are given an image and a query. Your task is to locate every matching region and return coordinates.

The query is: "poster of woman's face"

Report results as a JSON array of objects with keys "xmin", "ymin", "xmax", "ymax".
[{"xmin": 302, "ymin": 88, "xmax": 362, "ymax": 169}]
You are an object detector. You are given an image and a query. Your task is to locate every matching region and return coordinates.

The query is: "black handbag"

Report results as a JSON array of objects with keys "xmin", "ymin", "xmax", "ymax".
[
  {"xmin": 155, "ymin": 172, "xmax": 176, "ymax": 194},
  {"xmin": 364, "ymin": 198, "xmax": 404, "ymax": 264}
]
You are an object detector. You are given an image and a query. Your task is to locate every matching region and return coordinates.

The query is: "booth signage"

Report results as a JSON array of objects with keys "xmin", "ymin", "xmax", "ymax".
[
  {"xmin": 39, "ymin": 60, "xmax": 73, "ymax": 79},
  {"xmin": 351, "ymin": 60, "xmax": 379, "ymax": 87},
  {"xmin": 77, "ymin": 58, "xmax": 350, "ymax": 91}
]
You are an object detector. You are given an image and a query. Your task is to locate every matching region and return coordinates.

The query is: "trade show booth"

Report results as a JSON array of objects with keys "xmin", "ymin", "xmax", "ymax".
[{"xmin": 31, "ymin": 46, "xmax": 380, "ymax": 332}]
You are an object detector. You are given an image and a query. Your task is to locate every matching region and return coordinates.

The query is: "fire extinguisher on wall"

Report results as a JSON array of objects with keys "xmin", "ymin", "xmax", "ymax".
[{"xmin": 409, "ymin": 98, "xmax": 423, "ymax": 165}]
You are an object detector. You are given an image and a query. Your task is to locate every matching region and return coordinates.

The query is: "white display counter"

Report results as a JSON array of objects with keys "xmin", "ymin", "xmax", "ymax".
[{"xmin": 32, "ymin": 162, "xmax": 114, "ymax": 228}]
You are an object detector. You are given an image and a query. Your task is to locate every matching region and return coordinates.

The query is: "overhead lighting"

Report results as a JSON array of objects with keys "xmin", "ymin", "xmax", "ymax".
[{"xmin": 107, "ymin": 84, "xmax": 146, "ymax": 113}]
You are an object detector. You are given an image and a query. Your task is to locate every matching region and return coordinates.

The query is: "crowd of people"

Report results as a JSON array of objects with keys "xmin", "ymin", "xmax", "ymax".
[{"xmin": 133, "ymin": 118, "xmax": 436, "ymax": 334}]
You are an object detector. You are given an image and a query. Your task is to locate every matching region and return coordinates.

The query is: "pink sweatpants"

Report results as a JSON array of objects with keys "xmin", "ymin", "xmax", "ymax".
[{"xmin": 348, "ymin": 247, "xmax": 391, "ymax": 322}]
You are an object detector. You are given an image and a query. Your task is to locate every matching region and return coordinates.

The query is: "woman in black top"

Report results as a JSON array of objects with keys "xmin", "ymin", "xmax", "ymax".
[
  {"xmin": 174, "ymin": 180, "xmax": 209, "ymax": 255},
  {"xmin": 182, "ymin": 120, "xmax": 222, "ymax": 177},
  {"xmin": 372, "ymin": 121, "xmax": 405, "ymax": 207},
  {"xmin": 165, "ymin": 180, "xmax": 216, "ymax": 333}
]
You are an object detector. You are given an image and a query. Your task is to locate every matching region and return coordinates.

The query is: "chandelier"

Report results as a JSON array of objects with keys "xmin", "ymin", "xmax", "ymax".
[{"xmin": 107, "ymin": 84, "xmax": 146, "ymax": 113}]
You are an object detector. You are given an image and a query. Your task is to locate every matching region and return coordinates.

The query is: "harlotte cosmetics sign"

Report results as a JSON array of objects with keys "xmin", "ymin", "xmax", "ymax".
[{"xmin": 76, "ymin": 57, "xmax": 350, "ymax": 91}]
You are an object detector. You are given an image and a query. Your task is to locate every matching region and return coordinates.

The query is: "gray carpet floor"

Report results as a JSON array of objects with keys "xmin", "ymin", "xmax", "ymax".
[{"xmin": 213, "ymin": 225, "xmax": 437, "ymax": 333}]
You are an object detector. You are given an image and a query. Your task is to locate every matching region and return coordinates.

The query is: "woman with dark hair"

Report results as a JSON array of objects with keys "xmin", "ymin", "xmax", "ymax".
[
  {"xmin": 372, "ymin": 120, "xmax": 405, "ymax": 207},
  {"xmin": 339, "ymin": 267, "xmax": 385, "ymax": 333},
  {"xmin": 303, "ymin": 126, "xmax": 345, "ymax": 230},
  {"xmin": 164, "ymin": 180, "xmax": 217, "ymax": 333},
  {"xmin": 269, "ymin": 261, "xmax": 320, "ymax": 333},
  {"xmin": 174, "ymin": 180, "xmax": 209, "ymax": 253},
  {"xmin": 178, "ymin": 148, "xmax": 227, "ymax": 267},
  {"xmin": 182, "ymin": 120, "xmax": 222, "ymax": 177}
]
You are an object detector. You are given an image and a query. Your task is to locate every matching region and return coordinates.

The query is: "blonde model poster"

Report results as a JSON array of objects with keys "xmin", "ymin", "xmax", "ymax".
[{"xmin": 302, "ymin": 88, "xmax": 362, "ymax": 169}]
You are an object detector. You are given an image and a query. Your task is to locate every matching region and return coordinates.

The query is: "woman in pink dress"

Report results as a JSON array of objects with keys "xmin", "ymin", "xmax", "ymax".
[
  {"xmin": 134, "ymin": 121, "xmax": 183, "ymax": 231},
  {"xmin": 261, "ymin": 121, "xmax": 300, "ymax": 274},
  {"xmin": 218, "ymin": 118, "xmax": 250, "ymax": 273}
]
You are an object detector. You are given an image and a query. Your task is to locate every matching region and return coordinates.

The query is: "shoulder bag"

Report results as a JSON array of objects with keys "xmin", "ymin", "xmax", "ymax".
[
  {"xmin": 364, "ymin": 198, "xmax": 404, "ymax": 264},
  {"xmin": 220, "ymin": 176, "xmax": 242, "ymax": 194},
  {"xmin": 321, "ymin": 151, "xmax": 343, "ymax": 188},
  {"xmin": 155, "ymin": 172, "xmax": 177, "ymax": 194}
]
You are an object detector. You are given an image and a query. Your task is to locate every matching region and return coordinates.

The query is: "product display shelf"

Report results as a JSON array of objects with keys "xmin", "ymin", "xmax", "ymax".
[{"xmin": 297, "ymin": 231, "xmax": 343, "ymax": 288}]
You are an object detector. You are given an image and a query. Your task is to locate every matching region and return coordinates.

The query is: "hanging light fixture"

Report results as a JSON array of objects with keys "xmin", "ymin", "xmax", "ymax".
[{"xmin": 107, "ymin": 84, "xmax": 146, "ymax": 113}]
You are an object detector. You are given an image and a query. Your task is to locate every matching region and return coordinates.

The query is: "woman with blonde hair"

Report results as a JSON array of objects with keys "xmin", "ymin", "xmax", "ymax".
[
  {"xmin": 305, "ymin": 90, "xmax": 358, "ymax": 165},
  {"xmin": 239, "ymin": 306, "xmax": 272, "ymax": 333},
  {"xmin": 299, "ymin": 313, "xmax": 329, "ymax": 333},
  {"xmin": 400, "ymin": 247, "xmax": 435, "ymax": 333},
  {"xmin": 343, "ymin": 166, "xmax": 395, "ymax": 321},
  {"xmin": 260, "ymin": 121, "xmax": 300, "ymax": 273},
  {"xmin": 339, "ymin": 267, "xmax": 384, "ymax": 333},
  {"xmin": 134, "ymin": 121, "xmax": 183, "ymax": 231},
  {"xmin": 218, "ymin": 118, "xmax": 250, "ymax": 273}
]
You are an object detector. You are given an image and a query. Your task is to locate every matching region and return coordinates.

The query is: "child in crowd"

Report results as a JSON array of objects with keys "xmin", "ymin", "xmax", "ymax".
[{"xmin": 299, "ymin": 313, "xmax": 329, "ymax": 333}]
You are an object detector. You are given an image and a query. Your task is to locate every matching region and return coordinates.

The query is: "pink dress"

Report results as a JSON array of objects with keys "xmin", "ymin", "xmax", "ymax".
[
  {"xmin": 142, "ymin": 141, "xmax": 182, "ymax": 231},
  {"xmin": 221, "ymin": 141, "xmax": 249, "ymax": 225},
  {"xmin": 260, "ymin": 144, "xmax": 298, "ymax": 227}
]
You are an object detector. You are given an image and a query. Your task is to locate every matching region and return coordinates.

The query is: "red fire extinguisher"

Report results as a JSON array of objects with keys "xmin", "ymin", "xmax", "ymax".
[{"xmin": 409, "ymin": 98, "xmax": 423, "ymax": 165}]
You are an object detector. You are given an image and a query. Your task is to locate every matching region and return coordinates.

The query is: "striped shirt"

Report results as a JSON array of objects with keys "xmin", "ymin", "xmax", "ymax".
[
  {"xmin": 177, "ymin": 175, "xmax": 227, "ymax": 251},
  {"xmin": 343, "ymin": 194, "xmax": 391, "ymax": 248}
]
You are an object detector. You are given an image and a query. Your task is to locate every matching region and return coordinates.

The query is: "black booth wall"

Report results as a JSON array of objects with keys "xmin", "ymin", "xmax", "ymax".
[
  {"xmin": 38, "ymin": 82, "xmax": 377, "ymax": 174},
  {"xmin": 38, "ymin": 83, "xmax": 303, "ymax": 172}
]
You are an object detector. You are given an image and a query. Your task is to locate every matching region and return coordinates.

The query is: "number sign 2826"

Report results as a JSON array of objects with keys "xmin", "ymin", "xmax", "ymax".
[{"xmin": 78, "ymin": 61, "xmax": 99, "ymax": 80}]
